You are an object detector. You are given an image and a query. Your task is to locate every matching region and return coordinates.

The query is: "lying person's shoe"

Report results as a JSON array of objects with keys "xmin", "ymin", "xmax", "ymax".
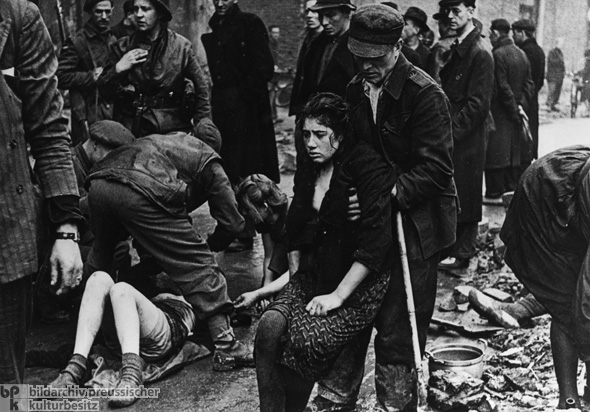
[
  {"xmin": 468, "ymin": 289, "xmax": 520, "ymax": 329},
  {"xmin": 225, "ymin": 238, "xmax": 254, "ymax": 253},
  {"xmin": 108, "ymin": 353, "xmax": 145, "ymax": 408},
  {"xmin": 49, "ymin": 354, "xmax": 87, "ymax": 388},
  {"xmin": 213, "ymin": 340, "xmax": 255, "ymax": 371},
  {"xmin": 306, "ymin": 395, "xmax": 357, "ymax": 412}
]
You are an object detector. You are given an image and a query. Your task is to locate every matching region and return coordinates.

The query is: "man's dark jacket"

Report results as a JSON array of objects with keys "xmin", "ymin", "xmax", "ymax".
[
  {"xmin": 289, "ymin": 29, "xmax": 321, "ymax": 117},
  {"xmin": 518, "ymin": 37, "xmax": 545, "ymax": 160},
  {"xmin": 289, "ymin": 30, "xmax": 358, "ymax": 117},
  {"xmin": 346, "ymin": 55, "xmax": 456, "ymax": 260},
  {"xmin": 57, "ymin": 21, "xmax": 115, "ymax": 144},
  {"xmin": 87, "ymin": 133, "xmax": 245, "ymax": 251},
  {"xmin": 440, "ymin": 26, "xmax": 494, "ymax": 223},
  {"xmin": 486, "ymin": 36, "xmax": 534, "ymax": 170},
  {"xmin": 202, "ymin": 5, "xmax": 279, "ymax": 183}
]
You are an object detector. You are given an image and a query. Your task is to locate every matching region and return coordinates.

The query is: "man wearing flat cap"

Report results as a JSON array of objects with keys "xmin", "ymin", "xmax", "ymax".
[
  {"xmin": 438, "ymin": 0, "xmax": 494, "ymax": 273},
  {"xmin": 289, "ymin": 0, "xmax": 359, "ymax": 175},
  {"xmin": 311, "ymin": 4, "xmax": 456, "ymax": 412},
  {"xmin": 485, "ymin": 19, "xmax": 534, "ymax": 200},
  {"xmin": 512, "ymin": 19, "xmax": 545, "ymax": 162},
  {"xmin": 402, "ymin": 6, "xmax": 431, "ymax": 69},
  {"xmin": 57, "ymin": 0, "xmax": 116, "ymax": 146}
]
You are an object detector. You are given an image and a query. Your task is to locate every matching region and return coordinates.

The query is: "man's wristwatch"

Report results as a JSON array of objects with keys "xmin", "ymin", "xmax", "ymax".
[{"xmin": 55, "ymin": 232, "xmax": 80, "ymax": 242}]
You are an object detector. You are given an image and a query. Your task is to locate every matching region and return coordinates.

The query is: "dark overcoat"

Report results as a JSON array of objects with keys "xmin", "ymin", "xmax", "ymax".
[
  {"xmin": 57, "ymin": 21, "xmax": 115, "ymax": 144},
  {"xmin": 518, "ymin": 37, "xmax": 545, "ymax": 160},
  {"xmin": 440, "ymin": 26, "xmax": 494, "ymax": 223},
  {"xmin": 202, "ymin": 5, "xmax": 279, "ymax": 183},
  {"xmin": 486, "ymin": 36, "xmax": 535, "ymax": 170},
  {"xmin": 289, "ymin": 29, "xmax": 322, "ymax": 117}
]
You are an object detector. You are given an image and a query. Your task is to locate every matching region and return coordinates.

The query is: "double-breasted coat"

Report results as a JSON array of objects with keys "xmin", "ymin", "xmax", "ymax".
[
  {"xmin": 440, "ymin": 27, "xmax": 494, "ymax": 223},
  {"xmin": 57, "ymin": 21, "xmax": 115, "ymax": 145},
  {"xmin": 202, "ymin": 5, "xmax": 280, "ymax": 183},
  {"xmin": 518, "ymin": 37, "xmax": 545, "ymax": 160},
  {"xmin": 486, "ymin": 36, "xmax": 534, "ymax": 170}
]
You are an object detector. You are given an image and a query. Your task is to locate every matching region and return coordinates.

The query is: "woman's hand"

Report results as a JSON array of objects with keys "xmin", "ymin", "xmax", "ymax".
[
  {"xmin": 115, "ymin": 48, "xmax": 148, "ymax": 73},
  {"xmin": 306, "ymin": 293, "xmax": 344, "ymax": 316},
  {"xmin": 234, "ymin": 291, "xmax": 260, "ymax": 309}
]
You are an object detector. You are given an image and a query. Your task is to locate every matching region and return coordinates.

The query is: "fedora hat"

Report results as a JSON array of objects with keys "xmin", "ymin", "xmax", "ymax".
[{"xmin": 310, "ymin": 0, "xmax": 357, "ymax": 12}]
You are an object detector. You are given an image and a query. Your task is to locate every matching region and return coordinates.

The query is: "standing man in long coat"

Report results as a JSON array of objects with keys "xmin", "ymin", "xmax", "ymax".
[
  {"xmin": 485, "ymin": 19, "xmax": 534, "ymax": 199},
  {"xmin": 512, "ymin": 19, "xmax": 545, "ymax": 163},
  {"xmin": 439, "ymin": 0, "xmax": 494, "ymax": 272},
  {"xmin": 546, "ymin": 39, "xmax": 566, "ymax": 111},
  {"xmin": 0, "ymin": 0, "xmax": 83, "ymax": 383},
  {"xmin": 202, "ymin": 0, "xmax": 279, "ymax": 186},
  {"xmin": 57, "ymin": 0, "xmax": 116, "ymax": 145}
]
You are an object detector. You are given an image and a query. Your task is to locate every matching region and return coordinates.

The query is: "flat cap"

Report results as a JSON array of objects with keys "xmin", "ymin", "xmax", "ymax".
[
  {"xmin": 89, "ymin": 120, "xmax": 134, "ymax": 148},
  {"xmin": 84, "ymin": 0, "xmax": 113, "ymax": 13},
  {"xmin": 381, "ymin": 2, "xmax": 398, "ymax": 10},
  {"xmin": 195, "ymin": 118, "xmax": 222, "ymax": 153},
  {"xmin": 404, "ymin": 6, "xmax": 429, "ymax": 33},
  {"xmin": 122, "ymin": 0, "xmax": 134, "ymax": 14},
  {"xmin": 512, "ymin": 19, "xmax": 535, "ymax": 32},
  {"xmin": 310, "ymin": 0, "xmax": 356, "ymax": 11},
  {"xmin": 491, "ymin": 18, "xmax": 511, "ymax": 33},
  {"xmin": 438, "ymin": 0, "xmax": 475, "ymax": 8},
  {"xmin": 348, "ymin": 4, "xmax": 404, "ymax": 58}
]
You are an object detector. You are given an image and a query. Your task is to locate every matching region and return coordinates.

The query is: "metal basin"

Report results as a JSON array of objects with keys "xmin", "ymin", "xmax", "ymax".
[{"xmin": 425, "ymin": 339, "xmax": 487, "ymax": 379}]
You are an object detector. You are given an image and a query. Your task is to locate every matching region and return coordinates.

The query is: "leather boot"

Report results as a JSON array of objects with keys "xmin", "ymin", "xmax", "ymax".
[
  {"xmin": 108, "ymin": 353, "xmax": 145, "ymax": 408},
  {"xmin": 49, "ymin": 354, "xmax": 87, "ymax": 388}
]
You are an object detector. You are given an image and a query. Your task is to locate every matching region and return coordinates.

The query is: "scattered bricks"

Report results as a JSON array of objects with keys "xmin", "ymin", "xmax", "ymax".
[
  {"xmin": 504, "ymin": 368, "xmax": 537, "ymax": 392},
  {"xmin": 457, "ymin": 303, "xmax": 469, "ymax": 312},
  {"xmin": 482, "ymin": 288, "xmax": 513, "ymax": 303},
  {"xmin": 477, "ymin": 255, "xmax": 491, "ymax": 273},
  {"xmin": 454, "ymin": 285, "xmax": 474, "ymax": 304},
  {"xmin": 499, "ymin": 347, "xmax": 523, "ymax": 358},
  {"xmin": 439, "ymin": 297, "xmax": 458, "ymax": 312},
  {"xmin": 493, "ymin": 236, "xmax": 506, "ymax": 265},
  {"xmin": 430, "ymin": 370, "xmax": 484, "ymax": 397},
  {"xmin": 478, "ymin": 218, "xmax": 489, "ymax": 236},
  {"xmin": 486, "ymin": 375, "xmax": 509, "ymax": 392}
]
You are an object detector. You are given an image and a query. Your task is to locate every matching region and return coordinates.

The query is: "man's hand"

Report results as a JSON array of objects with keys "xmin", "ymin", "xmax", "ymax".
[
  {"xmin": 347, "ymin": 187, "xmax": 360, "ymax": 222},
  {"xmin": 233, "ymin": 291, "xmax": 260, "ymax": 310},
  {"xmin": 116, "ymin": 48, "xmax": 148, "ymax": 73},
  {"xmin": 93, "ymin": 67, "xmax": 104, "ymax": 81},
  {"xmin": 306, "ymin": 293, "xmax": 344, "ymax": 316},
  {"xmin": 50, "ymin": 224, "xmax": 83, "ymax": 295}
]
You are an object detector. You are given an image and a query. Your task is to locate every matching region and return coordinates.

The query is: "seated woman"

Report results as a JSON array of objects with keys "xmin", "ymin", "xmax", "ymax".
[
  {"xmin": 254, "ymin": 93, "xmax": 400, "ymax": 412},
  {"xmin": 48, "ymin": 271, "xmax": 195, "ymax": 408}
]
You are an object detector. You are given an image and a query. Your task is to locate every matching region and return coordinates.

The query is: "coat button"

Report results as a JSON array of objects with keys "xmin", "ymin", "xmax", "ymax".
[
  {"xmin": 10, "ymin": 139, "xmax": 17, "ymax": 148},
  {"xmin": 16, "ymin": 185, "xmax": 23, "ymax": 194},
  {"xmin": 455, "ymin": 74, "xmax": 461, "ymax": 80}
]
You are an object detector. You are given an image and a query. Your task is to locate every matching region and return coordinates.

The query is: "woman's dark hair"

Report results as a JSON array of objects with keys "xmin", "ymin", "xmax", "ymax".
[{"xmin": 299, "ymin": 92, "xmax": 350, "ymax": 147}]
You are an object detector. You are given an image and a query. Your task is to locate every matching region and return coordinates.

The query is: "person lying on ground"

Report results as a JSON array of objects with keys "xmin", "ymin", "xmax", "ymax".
[{"xmin": 48, "ymin": 271, "xmax": 195, "ymax": 408}]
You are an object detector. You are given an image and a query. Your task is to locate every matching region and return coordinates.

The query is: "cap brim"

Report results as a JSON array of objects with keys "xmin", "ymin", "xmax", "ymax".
[
  {"xmin": 310, "ymin": 3, "xmax": 357, "ymax": 11},
  {"xmin": 348, "ymin": 37, "xmax": 392, "ymax": 58}
]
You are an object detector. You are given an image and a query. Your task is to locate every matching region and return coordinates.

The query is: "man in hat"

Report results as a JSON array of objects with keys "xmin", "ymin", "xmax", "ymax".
[
  {"xmin": 289, "ymin": 0, "xmax": 359, "ymax": 171},
  {"xmin": 427, "ymin": 9, "xmax": 457, "ymax": 84},
  {"xmin": 83, "ymin": 125, "xmax": 253, "ymax": 371},
  {"xmin": 201, "ymin": 0, "xmax": 279, "ymax": 252},
  {"xmin": 512, "ymin": 19, "xmax": 545, "ymax": 162},
  {"xmin": 0, "ymin": 0, "xmax": 83, "ymax": 383},
  {"xmin": 438, "ymin": 0, "xmax": 494, "ymax": 273},
  {"xmin": 111, "ymin": 0, "xmax": 136, "ymax": 39},
  {"xmin": 311, "ymin": 4, "xmax": 456, "ymax": 411},
  {"xmin": 381, "ymin": 2, "xmax": 426, "ymax": 69},
  {"xmin": 485, "ymin": 19, "xmax": 534, "ymax": 199},
  {"xmin": 402, "ymin": 6, "xmax": 431, "ymax": 67},
  {"xmin": 57, "ymin": 0, "xmax": 116, "ymax": 146}
]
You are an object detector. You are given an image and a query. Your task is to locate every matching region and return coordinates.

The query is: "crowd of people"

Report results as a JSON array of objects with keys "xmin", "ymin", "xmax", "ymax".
[{"xmin": 1, "ymin": 0, "xmax": 590, "ymax": 411}]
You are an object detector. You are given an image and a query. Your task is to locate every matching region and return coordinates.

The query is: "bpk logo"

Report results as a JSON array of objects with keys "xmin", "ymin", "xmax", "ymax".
[{"xmin": 0, "ymin": 385, "xmax": 27, "ymax": 411}]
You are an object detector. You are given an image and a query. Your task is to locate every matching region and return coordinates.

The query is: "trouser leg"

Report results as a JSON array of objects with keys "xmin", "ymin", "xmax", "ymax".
[
  {"xmin": 374, "ymin": 253, "xmax": 439, "ymax": 412},
  {"xmin": 452, "ymin": 222, "xmax": 478, "ymax": 260},
  {"xmin": 0, "ymin": 276, "xmax": 33, "ymax": 383},
  {"xmin": 485, "ymin": 169, "xmax": 505, "ymax": 198},
  {"xmin": 87, "ymin": 180, "xmax": 233, "ymax": 320}
]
